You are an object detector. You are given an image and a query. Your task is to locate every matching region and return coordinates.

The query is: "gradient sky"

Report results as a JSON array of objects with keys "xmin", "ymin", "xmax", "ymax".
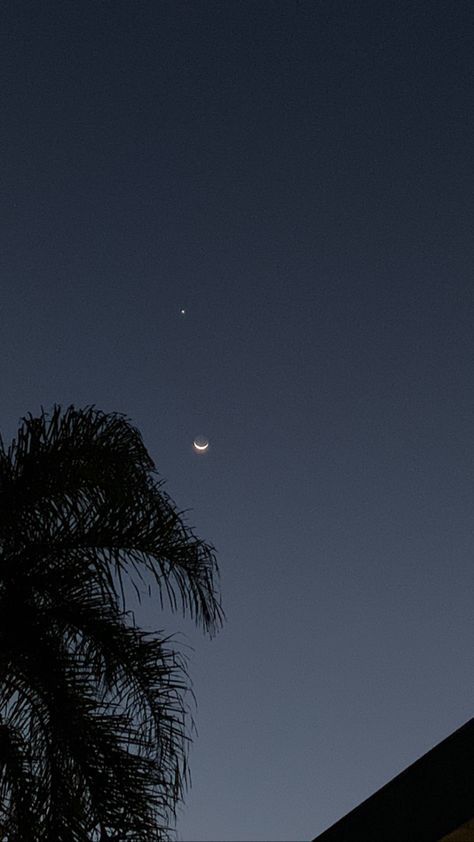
[{"xmin": 2, "ymin": 2, "xmax": 474, "ymax": 839}]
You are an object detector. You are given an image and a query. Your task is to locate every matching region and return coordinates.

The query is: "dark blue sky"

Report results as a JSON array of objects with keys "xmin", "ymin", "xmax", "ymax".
[{"xmin": 2, "ymin": 2, "xmax": 474, "ymax": 839}]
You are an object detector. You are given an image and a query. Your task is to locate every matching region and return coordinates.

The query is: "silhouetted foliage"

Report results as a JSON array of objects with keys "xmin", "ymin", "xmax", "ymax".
[{"xmin": 0, "ymin": 406, "xmax": 224, "ymax": 840}]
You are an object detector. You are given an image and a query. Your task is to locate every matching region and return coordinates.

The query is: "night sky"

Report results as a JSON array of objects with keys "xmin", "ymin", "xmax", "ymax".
[{"xmin": 2, "ymin": 2, "xmax": 474, "ymax": 840}]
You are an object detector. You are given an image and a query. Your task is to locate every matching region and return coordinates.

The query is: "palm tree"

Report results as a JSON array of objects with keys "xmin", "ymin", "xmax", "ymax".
[{"xmin": 0, "ymin": 406, "xmax": 223, "ymax": 841}]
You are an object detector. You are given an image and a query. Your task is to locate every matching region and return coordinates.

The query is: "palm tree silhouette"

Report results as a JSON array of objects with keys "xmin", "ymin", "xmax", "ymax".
[{"xmin": 0, "ymin": 406, "xmax": 223, "ymax": 840}]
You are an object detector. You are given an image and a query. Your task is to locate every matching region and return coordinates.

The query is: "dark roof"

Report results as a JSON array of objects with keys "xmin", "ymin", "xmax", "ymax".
[{"xmin": 312, "ymin": 718, "xmax": 474, "ymax": 842}]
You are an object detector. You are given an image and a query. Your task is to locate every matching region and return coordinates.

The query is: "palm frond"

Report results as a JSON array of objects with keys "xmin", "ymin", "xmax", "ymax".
[{"xmin": 0, "ymin": 406, "xmax": 224, "ymax": 636}]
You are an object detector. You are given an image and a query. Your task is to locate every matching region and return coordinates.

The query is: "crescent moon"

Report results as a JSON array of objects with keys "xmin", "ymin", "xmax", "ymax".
[{"xmin": 193, "ymin": 438, "xmax": 209, "ymax": 452}]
